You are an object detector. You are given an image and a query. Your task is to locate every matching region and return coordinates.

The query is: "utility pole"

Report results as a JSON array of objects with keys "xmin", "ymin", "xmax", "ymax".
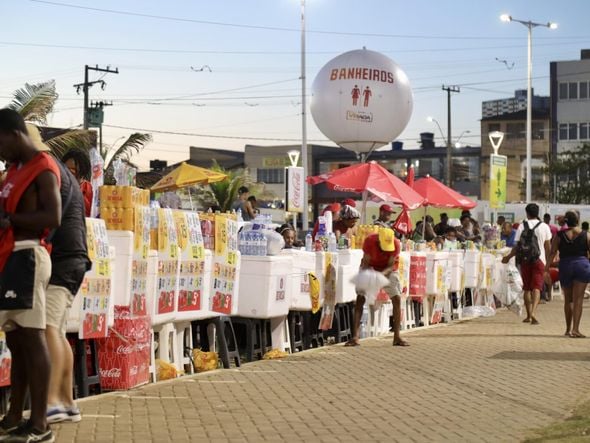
[
  {"xmin": 74, "ymin": 65, "xmax": 119, "ymax": 129},
  {"xmin": 89, "ymin": 101, "xmax": 112, "ymax": 154},
  {"xmin": 442, "ymin": 85, "xmax": 460, "ymax": 187}
]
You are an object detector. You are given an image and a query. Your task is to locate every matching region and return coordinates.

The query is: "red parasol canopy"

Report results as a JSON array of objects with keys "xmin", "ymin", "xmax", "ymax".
[
  {"xmin": 412, "ymin": 175, "xmax": 476, "ymax": 209},
  {"xmin": 307, "ymin": 161, "xmax": 424, "ymax": 210}
]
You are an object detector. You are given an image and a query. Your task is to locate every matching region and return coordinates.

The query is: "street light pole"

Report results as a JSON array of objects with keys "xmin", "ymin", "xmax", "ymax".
[
  {"xmin": 442, "ymin": 85, "xmax": 460, "ymax": 188},
  {"xmin": 500, "ymin": 14, "xmax": 557, "ymax": 202},
  {"xmin": 300, "ymin": 0, "xmax": 309, "ymax": 230}
]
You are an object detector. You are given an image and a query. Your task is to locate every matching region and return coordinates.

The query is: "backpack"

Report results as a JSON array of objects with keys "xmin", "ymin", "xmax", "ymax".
[{"xmin": 516, "ymin": 221, "xmax": 542, "ymax": 264}]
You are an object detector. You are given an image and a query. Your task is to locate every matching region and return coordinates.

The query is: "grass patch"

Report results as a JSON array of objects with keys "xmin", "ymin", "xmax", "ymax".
[{"xmin": 525, "ymin": 401, "xmax": 590, "ymax": 442}]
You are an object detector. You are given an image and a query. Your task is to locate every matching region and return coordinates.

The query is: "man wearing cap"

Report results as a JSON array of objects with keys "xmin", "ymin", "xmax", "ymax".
[
  {"xmin": 0, "ymin": 109, "xmax": 61, "ymax": 442},
  {"xmin": 231, "ymin": 186, "xmax": 255, "ymax": 221},
  {"xmin": 374, "ymin": 204, "xmax": 395, "ymax": 228},
  {"xmin": 346, "ymin": 228, "xmax": 409, "ymax": 347},
  {"xmin": 341, "ymin": 198, "xmax": 356, "ymax": 208}
]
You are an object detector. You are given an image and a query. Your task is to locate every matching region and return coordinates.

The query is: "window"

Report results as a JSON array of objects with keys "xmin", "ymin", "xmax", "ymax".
[
  {"xmin": 559, "ymin": 124, "xmax": 568, "ymax": 140},
  {"xmin": 452, "ymin": 156, "xmax": 480, "ymax": 183},
  {"xmin": 532, "ymin": 122, "xmax": 544, "ymax": 140},
  {"xmin": 506, "ymin": 122, "xmax": 525, "ymax": 139},
  {"xmin": 488, "ymin": 123, "xmax": 501, "ymax": 133},
  {"xmin": 559, "ymin": 82, "xmax": 568, "ymax": 100},
  {"xmin": 569, "ymin": 82, "xmax": 578, "ymax": 99},
  {"xmin": 581, "ymin": 82, "xmax": 588, "ymax": 99},
  {"xmin": 569, "ymin": 123, "xmax": 578, "ymax": 140},
  {"xmin": 580, "ymin": 123, "xmax": 589, "ymax": 140},
  {"xmin": 257, "ymin": 168, "xmax": 285, "ymax": 184}
]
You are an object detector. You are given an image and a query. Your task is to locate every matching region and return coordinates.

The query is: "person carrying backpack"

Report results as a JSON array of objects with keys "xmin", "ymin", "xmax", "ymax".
[{"xmin": 502, "ymin": 203, "xmax": 552, "ymax": 325}]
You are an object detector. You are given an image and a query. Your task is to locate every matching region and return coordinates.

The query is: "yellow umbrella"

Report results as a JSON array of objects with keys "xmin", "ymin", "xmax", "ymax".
[{"xmin": 151, "ymin": 162, "xmax": 227, "ymax": 192}]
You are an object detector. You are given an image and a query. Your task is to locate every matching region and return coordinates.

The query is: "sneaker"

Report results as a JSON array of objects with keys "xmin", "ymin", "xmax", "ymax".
[
  {"xmin": 0, "ymin": 419, "xmax": 26, "ymax": 439},
  {"xmin": 63, "ymin": 406, "xmax": 81, "ymax": 423},
  {"xmin": 3, "ymin": 424, "xmax": 54, "ymax": 443},
  {"xmin": 45, "ymin": 406, "xmax": 67, "ymax": 425}
]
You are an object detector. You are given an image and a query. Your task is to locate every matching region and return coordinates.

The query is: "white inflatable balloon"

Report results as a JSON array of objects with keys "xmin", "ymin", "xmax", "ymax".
[{"xmin": 311, "ymin": 48, "xmax": 413, "ymax": 154}]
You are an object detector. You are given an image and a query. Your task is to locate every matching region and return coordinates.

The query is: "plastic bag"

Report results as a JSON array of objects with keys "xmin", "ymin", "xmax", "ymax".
[
  {"xmin": 462, "ymin": 306, "xmax": 496, "ymax": 318},
  {"xmin": 504, "ymin": 262, "xmax": 524, "ymax": 316},
  {"xmin": 156, "ymin": 359, "xmax": 178, "ymax": 381},
  {"xmin": 351, "ymin": 269, "xmax": 390, "ymax": 306},
  {"xmin": 192, "ymin": 349, "xmax": 218, "ymax": 372},
  {"xmin": 263, "ymin": 230, "xmax": 285, "ymax": 256}
]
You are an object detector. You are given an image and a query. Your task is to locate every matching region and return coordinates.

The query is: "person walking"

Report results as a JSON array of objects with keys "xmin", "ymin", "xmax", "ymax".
[
  {"xmin": 502, "ymin": 203, "xmax": 552, "ymax": 325},
  {"xmin": 45, "ymin": 159, "xmax": 91, "ymax": 424},
  {"xmin": 346, "ymin": 228, "xmax": 408, "ymax": 347},
  {"xmin": 0, "ymin": 111, "xmax": 61, "ymax": 442},
  {"xmin": 546, "ymin": 211, "xmax": 590, "ymax": 338}
]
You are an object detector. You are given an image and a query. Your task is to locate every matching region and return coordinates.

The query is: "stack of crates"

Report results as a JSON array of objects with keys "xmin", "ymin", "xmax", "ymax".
[{"xmin": 99, "ymin": 186, "xmax": 150, "ymax": 231}]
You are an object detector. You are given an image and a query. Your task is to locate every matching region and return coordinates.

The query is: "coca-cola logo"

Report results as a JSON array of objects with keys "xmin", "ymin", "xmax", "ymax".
[
  {"xmin": 100, "ymin": 368, "xmax": 122, "ymax": 378},
  {"xmin": 116, "ymin": 345, "xmax": 133, "ymax": 354},
  {"xmin": 290, "ymin": 169, "xmax": 302, "ymax": 209}
]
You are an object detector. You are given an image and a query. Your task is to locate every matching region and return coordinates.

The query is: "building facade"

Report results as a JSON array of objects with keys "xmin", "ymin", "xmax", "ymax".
[
  {"xmin": 550, "ymin": 50, "xmax": 590, "ymax": 155},
  {"xmin": 482, "ymin": 89, "xmax": 550, "ymax": 119}
]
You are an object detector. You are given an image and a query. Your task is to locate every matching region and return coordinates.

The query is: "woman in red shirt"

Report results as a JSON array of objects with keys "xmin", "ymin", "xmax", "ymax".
[{"xmin": 62, "ymin": 148, "xmax": 93, "ymax": 217}]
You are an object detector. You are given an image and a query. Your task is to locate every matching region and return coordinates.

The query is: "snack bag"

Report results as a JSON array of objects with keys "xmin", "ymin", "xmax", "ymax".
[
  {"xmin": 192, "ymin": 349, "xmax": 219, "ymax": 372},
  {"xmin": 156, "ymin": 359, "xmax": 178, "ymax": 381}
]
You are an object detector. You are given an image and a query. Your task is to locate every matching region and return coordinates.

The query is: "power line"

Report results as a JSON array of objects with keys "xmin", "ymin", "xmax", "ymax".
[{"xmin": 26, "ymin": 0, "xmax": 590, "ymax": 41}]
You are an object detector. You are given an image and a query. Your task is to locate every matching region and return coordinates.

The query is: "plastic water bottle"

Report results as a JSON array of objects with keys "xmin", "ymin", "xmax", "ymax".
[
  {"xmin": 305, "ymin": 232, "xmax": 313, "ymax": 252},
  {"xmin": 238, "ymin": 231, "xmax": 246, "ymax": 254},
  {"xmin": 244, "ymin": 231, "xmax": 252, "ymax": 255},
  {"xmin": 360, "ymin": 305, "xmax": 369, "ymax": 338},
  {"xmin": 260, "ymin": 233, "xmax": 268, "ymax": 256},
  {"xmin": 237, "ymin": 208, "xmax": 243, "ymax": 223},
  {"xmin": 328, "ymin": 232, "xmax": 337, "ymax": 252}
]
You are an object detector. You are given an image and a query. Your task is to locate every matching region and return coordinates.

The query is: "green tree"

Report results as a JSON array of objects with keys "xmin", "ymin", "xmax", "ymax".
[
  {"xmin": 208, "ymin": 161, "xmax": 251, "ymax": 212},
  {"xmin": 101, "ymin": 133, "xmax": 152, "ymax": 185},
  {"xmin": 545, "ymin": 144, "xmax": 590, "ymax": 204}
]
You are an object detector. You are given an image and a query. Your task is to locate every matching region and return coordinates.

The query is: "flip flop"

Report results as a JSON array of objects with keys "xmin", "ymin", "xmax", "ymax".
[
  {"xmin": 522, "ymin": 318, "xmax": 531, "ymax": 323},
  {"xmin": 344, "ymin": 340, "xmax": 360, "ymax": 347},
  {"xmin": 393, "ymin": 340, "xmax": 410, "ymax": 347},
  {"xmin": 571, "ymin": 332, "xmax": 586, "ymax": 338}
]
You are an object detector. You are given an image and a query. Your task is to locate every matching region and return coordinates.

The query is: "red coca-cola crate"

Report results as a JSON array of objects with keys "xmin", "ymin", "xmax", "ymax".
[
  {"xmin": 409, "ymin": 254, "xmax": 427, "ymax": 301},
  {"xmin": 97, "ymin": 305, "xmax": 151, "ymax": 390}
]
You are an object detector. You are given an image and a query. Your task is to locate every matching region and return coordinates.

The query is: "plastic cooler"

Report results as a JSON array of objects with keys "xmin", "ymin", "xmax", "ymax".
[
  {"xmin": 337, "ymin": 264, "xmax": 358, "ymax": 304},
  {"xmin": 280, "ymin": 249, "xmax": 316, "ymax": 311},
  {"xmin": 426, "ymin": 252, "xmax": 450, "ymax": 296},
  {"xmin": 145, "ymin": 249, "xmax": 159, "ymax": 321},
  {"xmin": 448, "ymin": 251, "xmax": 464, "ymax": 292},
  {"xmin": 67, "ymin": 246, "xmax": 116, "ymax": 334},
  {"xmin": 464, "ymin": 250, "xmax": 481, "ymax": 288},
  {"xmin": 237, "ymin": 255, "xmax": 292, "ymax": 318},
  {"xmin": 337, "ymin": 249, "xmax": 363, "ymax": 267},
  {"xmin": 152, "ymin": 249, "xmax": 180, "ymax": 326},
  {"xmin": 409, "ymin": 252, "xmax": 427, "ymax": 300},
  {"xmin": 397, "ymin": 251, "xmax": 411, "ymax": 297},
  {"xmin": 174, "ymin": 249, "xmax": 214, "ymax": 321},
  {"xmin": 480, "ymin": 253, "xmax": 495, "ymax": 290},
  {"xmin": 106, "ymin": 230, "xmax": 134, "ymax": 306}
]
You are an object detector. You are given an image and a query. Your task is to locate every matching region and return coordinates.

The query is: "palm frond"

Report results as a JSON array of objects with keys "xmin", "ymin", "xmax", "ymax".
[
  {"xmin": 105, "ymin": 133, "xmax": 152, "ymax": 171},
  {"xmin": 7, "ymin": 80, "xmax": 58, "ymax": 124},
  {"xmin": 45, "ymin": 129, "xmax": 94, "ymax": 159}
]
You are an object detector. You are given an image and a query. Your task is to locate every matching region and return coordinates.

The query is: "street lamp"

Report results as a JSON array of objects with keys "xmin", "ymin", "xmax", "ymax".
[
  {"xmin": 455, "ymin": 130, "xmax": 471, "ymax": 148},
  {"xmin": 426, "ymin": 116, "xmax": 455, "ymax": 185},
  {"xmin": 500, "ymin": 13, "xmax": 557, "ymax": 202},
  {"xmin": 300, "ymin": 0, "xmax": 309, "ymax": 229},
  {"xmin": 426, "ymin": 116, "xmax": 446, "ymax": 145}
]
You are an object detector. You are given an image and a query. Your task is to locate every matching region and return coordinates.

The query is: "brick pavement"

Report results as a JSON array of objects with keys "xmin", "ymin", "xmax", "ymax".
[{"xmin": 54, "ymin": 300, "xmax": 590, "ymax": 442}]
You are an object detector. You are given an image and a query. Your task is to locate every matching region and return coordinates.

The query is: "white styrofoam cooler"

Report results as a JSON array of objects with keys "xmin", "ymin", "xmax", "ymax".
[
  {"xmin": 337, "ymin": 248, "xmax": 363, "ymax": 267},
  {"xmin": 337, "ymin": 264, "xmax": 358, "ymax": 303},
  {"xmin": 426, "ymin": 252, "xmax": 449, "ymax": 296},
  {"xmin": 237, "ymin": 255, "xmax": 292, "ymax": 318},
  {"xmin": 174, "ymin": 249, "xmax": 215, "ymax": 321},
  {"xmin": 67, "ymin": 246, "xmax": 116, "ymax": 334},
  {"xmin": 479, "ymin": 253, "xmax": 495, "ymax": 290},
  {"xmin": 464, "ymin": 250, "xmax": 481, "ymax": 288},
  {"xmin": 448, "ymin": 251, "xmax": 464, "ymax": 292},
  {"xmin": 280, "ymin": 249, "xmax": 316, "ymax": 311},
  {"xmin": 106, "ymin": 230, "xmax": 134, "ymax": 306},
  {"xmin": 152, "ymin": 249, "xmax": 180, "ymax": 326}
]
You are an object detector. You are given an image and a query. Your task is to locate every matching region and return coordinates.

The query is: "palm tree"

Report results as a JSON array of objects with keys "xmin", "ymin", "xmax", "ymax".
[
  {"xmin": 6, "ymin": 80, "xmax": 151, "ymax": 171},
  {"xmin": 208, "ymin": 161, "xmax": 251, "ymax": 212},
  {"xmin": 101, "ymin": 133, "xmax": 153, "ymax": 184}
]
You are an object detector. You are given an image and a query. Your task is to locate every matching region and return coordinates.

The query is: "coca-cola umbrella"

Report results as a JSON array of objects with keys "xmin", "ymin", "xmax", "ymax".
[
  {"xmin": 412, "ymin": 175, "xmax": 476, "ymax": 209},
  {"xmin": 307, "ymin": 161, "xmax": 424, "ymax": 223},
  {"xmin": 392, "ymin": 165, "xmax": 415, "ymax": 236}
]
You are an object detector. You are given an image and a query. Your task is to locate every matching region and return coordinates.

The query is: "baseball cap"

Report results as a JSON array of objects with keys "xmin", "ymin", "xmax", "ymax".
[
  {"xmin": 379, "ymin": 204, "xmax": 396, "ymax": 214},
  {"xmin": 340, "ymin": 205, "xmax": 360, "ymax": 220},
  {"xmin": 342, "ymin": 198, "xmax": 356, "ymax": 208},
  {"xmin": 25, "ymin": 123, "xmax": 51, "ymax": 152},
  {"xmin": 378, "ymin": 228, "xmax": 395, "ymax": 252}
]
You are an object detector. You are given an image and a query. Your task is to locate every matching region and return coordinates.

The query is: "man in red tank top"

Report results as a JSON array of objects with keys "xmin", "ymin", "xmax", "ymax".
[
  {"xmin": 0, "ymin": 109, "xmax": 61, "ymax": 442},
  {"xmin": 346, "ymin": 228, "xmax": 409, "ymax": 347}
]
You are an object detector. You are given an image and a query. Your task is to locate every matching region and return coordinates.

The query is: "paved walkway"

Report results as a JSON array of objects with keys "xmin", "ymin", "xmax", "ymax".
[{"xmin": 54, "ymin": 300, "xmax": 590, "ymax": 442}]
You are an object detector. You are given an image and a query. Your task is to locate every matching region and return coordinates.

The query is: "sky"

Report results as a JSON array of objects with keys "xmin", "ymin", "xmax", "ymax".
[{"xmin": 1, "ymin": 0, "xmax": 589, "ymax": 170}]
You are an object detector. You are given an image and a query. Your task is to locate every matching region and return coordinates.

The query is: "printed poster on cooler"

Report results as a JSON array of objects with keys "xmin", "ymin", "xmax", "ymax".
[
  {"xmin": 173, "ymin": 210, "xmax": 207, "ymax": 318},
  {"xmin": 0, "ymin": 332, "xmax": 11, "ymax": 387},
  {"xmin": 211, "ymin": 215, "xmax": 240, "ymax": 315},
  {"xmin": 80, "ymin": 218, "xmax": 113, "ymax": 339},
  {"xmin": 156, "ymin": 208, "xmax": 180, "ymax": 322},
  {"xmin": 131, "ymin": 206, "xmax": 151, "ymax": 317}
]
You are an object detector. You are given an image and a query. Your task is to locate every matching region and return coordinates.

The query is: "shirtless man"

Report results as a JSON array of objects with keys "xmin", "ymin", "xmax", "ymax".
[{"xmin": 0, "ymin": 109, "xmax": 61, "ymax": 442}]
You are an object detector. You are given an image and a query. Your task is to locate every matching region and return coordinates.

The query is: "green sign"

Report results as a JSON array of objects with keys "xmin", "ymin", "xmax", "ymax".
[
  {"xmin": 490, "ymin": 154, "xmax": 507, "ymax": 209},
  {"xmin": 87, "ymin": 108, "xmax": 104, "ymax": 127}
]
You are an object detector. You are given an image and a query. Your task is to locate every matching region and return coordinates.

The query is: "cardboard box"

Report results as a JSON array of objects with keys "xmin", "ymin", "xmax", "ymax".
[{"xmin": 100, "ymin": 207, "xmax": 134, "ymax": 231}]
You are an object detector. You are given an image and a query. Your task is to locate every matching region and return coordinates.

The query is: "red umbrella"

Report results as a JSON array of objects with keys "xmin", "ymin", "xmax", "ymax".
[
  {"xmin": 392, "ymin": 165, "xmax": 415, "ymax": 236},
  {"xmin": 412, "ymin": 175, "xmax": 476, "ymax": 209},
  {"xmin": 307, "ymin": 161, "xmax": 424, "ymax": 210},
  {"xmin": 405, "ymin": 165, "xmax": 415, "ymax": 187}
]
